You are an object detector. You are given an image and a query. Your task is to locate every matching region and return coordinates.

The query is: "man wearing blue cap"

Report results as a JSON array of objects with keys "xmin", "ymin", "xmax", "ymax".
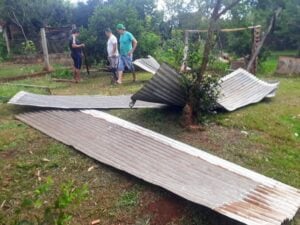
[{"xmin": 116, "ymin": 23, "xmax": 137, "ymax": 84}]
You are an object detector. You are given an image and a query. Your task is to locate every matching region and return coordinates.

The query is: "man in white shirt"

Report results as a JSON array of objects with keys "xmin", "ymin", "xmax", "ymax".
[{"xmin": 105, "ymin": 28, "xmax": 119, "ymax": 83}]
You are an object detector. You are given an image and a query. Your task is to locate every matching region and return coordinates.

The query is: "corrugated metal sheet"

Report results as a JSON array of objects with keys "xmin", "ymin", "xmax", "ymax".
[
  {"xmin": 131, "ymin": 66, "xmax": 279, "ymax": 111},
  {"xmin": 131, "ymin": 63, "xmax": 187, "ymax": 107},
  {"xmin": 217, "ymin": 69, "xmax": 279, "ymax": 111},
  {"xmin": 17, "ymin": 109, "xmax": 300, "ymax": 225},
  {"xmin": 133, "ymin": 56, "xmax": 160, "ymax": 74},
  {"xmin": 8, "ymin": 91, "xmax": 165, "ymax": 109}
]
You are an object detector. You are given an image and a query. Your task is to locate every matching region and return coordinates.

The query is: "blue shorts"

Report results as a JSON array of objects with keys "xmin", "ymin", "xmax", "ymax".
[
  {"xmin": 71, "ymin": 53, "xmax": 82, "ymax": 69},
  {"xmin": 118, "ymin": 55, "xmax": 134, "ymax": 72}
]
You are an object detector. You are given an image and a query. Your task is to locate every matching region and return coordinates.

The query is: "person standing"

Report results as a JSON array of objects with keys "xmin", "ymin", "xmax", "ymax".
[
  {"xmin": 116, "ymin": 23, "xmax": 137, "ymax": 84},
  {"xmin": 69, "ymin": 28, "xmax": 85, "ymax": 83},
  {"xmin": 105, "ymin": 28, "xmax": 119, "ymax": 83}
]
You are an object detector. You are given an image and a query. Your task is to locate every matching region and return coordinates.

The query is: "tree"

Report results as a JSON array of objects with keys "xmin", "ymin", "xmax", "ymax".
[
  {"xmin": 78, "ymin": 0, "xmax": 163, "ymax": 62},
  {"xmin": 184, "ymin": 0, "xmax": 244, "ymax": 126},
  {"xmin": 0, "ymin": 0, "xmax": 72, "ymax": 35}
]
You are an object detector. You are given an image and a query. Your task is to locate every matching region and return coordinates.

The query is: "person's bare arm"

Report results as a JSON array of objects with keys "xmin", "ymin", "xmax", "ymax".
[
  {"xmin": 128, "ymin": 38, "xmax": 137, "ymax": 56},
  {"xmin": 72, "ymin": 35, "xmax": 84, "ymax": 48}
]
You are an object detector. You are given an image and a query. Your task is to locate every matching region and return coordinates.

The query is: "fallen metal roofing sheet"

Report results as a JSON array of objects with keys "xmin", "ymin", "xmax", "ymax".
[
  {"xmin": 217, "ymin": 68, "xmax": 280, "ymax": 111},
  {"xmin": 131, "ymin": 65, "xmax": 279, "ymax": 111},
  {"xmin": 8, "ymin": 91, "xmax": 165, "ymax": 109},
  {"xmin": 131, "ymin": 63, "xmax": 187, "ymax": 107},
  {"xmin": 133, "ymin": 55, "xmax": 160, "ymax": 74},
  {"xmin": 17, "ymin": 109, "xmax": 300, "ymax": 225}
]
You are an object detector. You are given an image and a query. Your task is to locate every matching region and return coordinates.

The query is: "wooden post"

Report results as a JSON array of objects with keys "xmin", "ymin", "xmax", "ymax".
[
  {"xmin": 180, "ymin": 30, "xmax": 189, "ymax": 72},
  {"xmin": 3, "ymin": 27, "xmax": 11, "ymax": 55},
  {"xmin": 250, "ymin": 26, "xmax": 261, "ymax": 74},
  {"xmin": 40, "ymin": 27, "xmax": 53, "ymax": 71}
]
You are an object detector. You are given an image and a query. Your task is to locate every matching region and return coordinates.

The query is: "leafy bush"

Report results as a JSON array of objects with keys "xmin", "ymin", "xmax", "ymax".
[
  {"xmin": 21, "ymin": 40, "xmax": 37, "ymax": 55},
  {"xmin": 181, "ymin": 72, "xmax": 221, "ymax": 123},
  {"xmin": 155, "ymin": 30, "xmax": 184, "ymax": 67},
  {"xmin": 138, "ymin": 31, "xmax": 161, "ymax": 57}
]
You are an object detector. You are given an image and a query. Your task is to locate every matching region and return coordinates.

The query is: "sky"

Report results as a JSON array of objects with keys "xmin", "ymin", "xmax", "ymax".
[{"xmin": 69, "ymin": 0, "xmax": 165, "ymax": 10}]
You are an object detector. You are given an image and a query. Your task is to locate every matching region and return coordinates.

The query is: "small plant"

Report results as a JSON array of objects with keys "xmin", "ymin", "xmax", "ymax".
[
  {"xmin": 181, "ymin": 71, "xmax": 221, "ymax": 124},
  {"xmin": 116, "ymin": 190, "xmax": 139, "ymax": 208},
  {"xmin": 52, "ymin": 69, "xmax": 72, "ymax": 79},
  {"xmin": 18, "ymin": 178, "xmax": 89, "ymax": 225},
  {"xmin": 21, "ymin": 40, "xmax": 37, "ymax": 55}
]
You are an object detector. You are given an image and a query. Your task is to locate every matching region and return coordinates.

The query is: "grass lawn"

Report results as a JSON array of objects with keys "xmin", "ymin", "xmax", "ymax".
[
  {"xmin": 0, "ymin": 63, "xmax": 44, "ymax": 79},
  {"xmin": 0, "ymin": 57, "xmax": 299, "ymax": 225}
]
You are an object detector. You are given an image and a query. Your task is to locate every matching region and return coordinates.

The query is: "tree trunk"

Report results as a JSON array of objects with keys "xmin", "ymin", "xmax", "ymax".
[
  {"xmin": 197, "ymin": 0, "xmax": 222, "ymax": 83},
  {"xmin": 183, "ymin": 0, "xmax": 243, "ymax": 127},
  {"xmin": 247, "ymin": 8, "xmax": 282, "ymax": 72}
]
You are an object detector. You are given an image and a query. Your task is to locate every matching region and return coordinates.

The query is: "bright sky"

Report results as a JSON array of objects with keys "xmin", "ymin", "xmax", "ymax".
[{"xmin": 69, "ymin": 0, "xmax": 165, "ymax": 10}]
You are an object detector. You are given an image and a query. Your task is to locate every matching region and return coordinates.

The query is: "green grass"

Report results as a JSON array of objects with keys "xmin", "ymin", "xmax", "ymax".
[
  {"xmin": 258, "ymin": 50, "xmax": 298, "ymax": 76},
  {"xmin": 0, "ymin": 63, "xmax": 68, "ymax": 79},
  {"xmin": 0, "ymin": 76, "xmax": 69, "ymax": 103},
  {"xmin": 0, "ymin": 59, "xmax": 299, "ymax": 225},
  {"xmin": 0, "ymin": 63, "xmax": 43, "ymax": 78}
]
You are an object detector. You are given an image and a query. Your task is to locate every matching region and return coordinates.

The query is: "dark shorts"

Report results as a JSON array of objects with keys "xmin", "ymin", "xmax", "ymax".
[{"xmin": 71, "ymin": 53, "xmax": 82, "ymax": 69}]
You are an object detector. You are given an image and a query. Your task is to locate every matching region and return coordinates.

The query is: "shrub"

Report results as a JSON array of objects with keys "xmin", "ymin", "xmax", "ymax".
[
  {"xmin": 155, "ymin": 30, "xmax": 184, "ymax": 67},
  {"xmin": 181, "ymin": 71, "xmax": 221, "ymax": 123},
  {"xmin": 21, "ymin": 40, "xmax": 37, "ymax": 55},
  {"xmin": 138, "ymin": 31, "xmax": 160, "ymax": 57}
]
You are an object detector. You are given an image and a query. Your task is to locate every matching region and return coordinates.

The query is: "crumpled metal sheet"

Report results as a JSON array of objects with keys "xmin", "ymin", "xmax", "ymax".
[
  {"xmin": 16, "ymin": 109, "xmax": 300, "ymax": 225},
  {"xmin": 131, "ymin": 63, "xmax": 187, "ymax": 107},
  {"xmin": 133, "ymin": 55, "xmax": 160, "ymax": 74},
  {"xmin": 8, "ymin": 91, "xmax": 165, "ymax": 109},
  {"xmin": 132, "ymin": 64, "xmax": 279, "ymax": 111},
  {"xmin": 217, "ymin": 68, "xmax": 280, "ymax": 111}
]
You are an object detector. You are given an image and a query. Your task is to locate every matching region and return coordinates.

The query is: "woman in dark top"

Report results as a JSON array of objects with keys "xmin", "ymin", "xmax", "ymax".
[{"xmin": 69, "ymin": 28, "xmax": 85, "ymax": 83}]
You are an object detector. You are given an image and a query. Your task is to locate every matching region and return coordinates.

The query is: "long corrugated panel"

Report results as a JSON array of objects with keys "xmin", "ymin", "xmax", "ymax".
[
  {"xmin": 17, "ymin": 109, "xmax": 300, "ymax": 225},
  {"xmin": 217, "ymin": 68, "xmax": 280, "ymax": 111},
  {"xmin": 133, "ymin": 56, "xmax": 160, "ymax": 75},
  {"xmin": 8, "ymin": 91, "xmax": 165, "ymax": 109},
  {"xmin": 131, "ymin": 63, "xmax": 187, "ymax": 107}
]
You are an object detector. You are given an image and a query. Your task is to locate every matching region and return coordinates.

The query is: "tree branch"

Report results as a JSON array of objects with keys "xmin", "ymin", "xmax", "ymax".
[{"xmin": 217, "ymin": 0, "xmax": 243, "ymax": 18}]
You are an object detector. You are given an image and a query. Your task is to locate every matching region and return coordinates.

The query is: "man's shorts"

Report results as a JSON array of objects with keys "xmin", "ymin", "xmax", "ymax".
[
  {"xmin": 108, "ymin": 56, "xmax": 119, "ymax": 70},
  {"xmin": 118, "ymin": 55, "xmax": 134, "ymax": 72},
  {"xmin": 71, "ymin": 53, "xmax": 82, "ymax": 69}
]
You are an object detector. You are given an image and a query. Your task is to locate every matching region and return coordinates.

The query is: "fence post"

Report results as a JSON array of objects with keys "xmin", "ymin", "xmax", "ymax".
[
  {"xmin": 40, "ymin": 27, "xmax": 53, "ymax": 71},
  {"xmin": 3, "ymin": 27, "xmax": 11, "ymax": 56},
  {"xmin": 180, "ymin": 30, "xmax": 189, "ymax": 72}
]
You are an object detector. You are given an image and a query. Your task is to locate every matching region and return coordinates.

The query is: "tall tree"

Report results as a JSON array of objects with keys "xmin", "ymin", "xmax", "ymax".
[{"xmin": 197, "ymin": 0, "xmax": 243, "ymax": 81}]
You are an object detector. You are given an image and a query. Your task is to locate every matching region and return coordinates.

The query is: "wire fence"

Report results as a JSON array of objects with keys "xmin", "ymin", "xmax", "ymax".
[{"xmin": 9, "ymin": 26, "xmax": 71, "ymax": 55}]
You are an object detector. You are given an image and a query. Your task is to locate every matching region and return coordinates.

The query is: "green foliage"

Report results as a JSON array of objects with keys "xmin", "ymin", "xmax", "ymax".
[
  {"xmin": 18, "ymin": 179, "xmax": 89, "ymax": 225},
  {"xmin": 182, "ymin": 72, "xmax": 221, "ymax": 122},
  {"xmin": 51, "ymin": 69, "xmax": 72, "ymax": 79},
  {"xmin": 21, "ymin": 40, "xmax": 36, "ymax": 55},
  {"xmin": 138, "ymin": 31, "xmax": 161, "ymax": 57},
  {"xmin": 155, "ymin": 30, "xmax": 184, "ymax": 67},
  {"xmin": 80, "ymin": 1, "xmax": 144, "ymax": 61},
  {"xmin": 116, "ymin": 190, "xmax": 139, "ymax": 208},
  {"xmin": 0, "ymin": 35, "xmax": 7, "ymax": 62},
  {"xmin": 0, "ymin": 0, "xmax": 72, "ymax": 31}
]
